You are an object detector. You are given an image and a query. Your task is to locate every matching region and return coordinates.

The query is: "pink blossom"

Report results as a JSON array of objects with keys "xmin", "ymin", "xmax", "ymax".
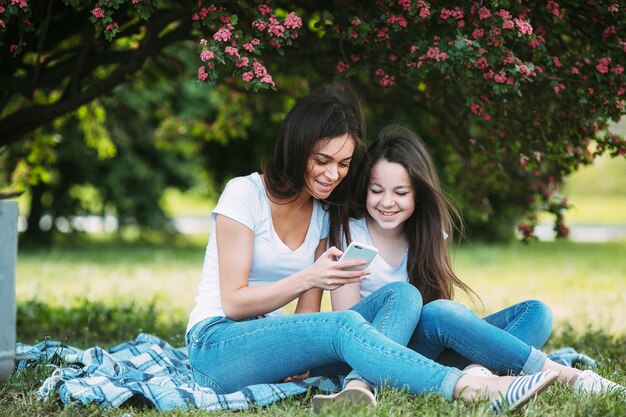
[
  {"xmin": 546, "ymin": 0, "xmax": 563, "ymax": 18},
  {"xmin": 496, "ymin": 9, "xmax": 511, "ymax": 20},
  {"xmin": 284, "ymin": 12, "xmax": 302, "ymax": 29},
  {"xmin": 260, "ymin": 74, "xmax": 275, "ymax": 87},
  {"xmin": 596, "ymin": 57, "xmax": 611, "ymax": 73},
  {"xmin": 514, "ymin": 18, "xmax": 533, "ymax": 35},
  {"xmin": 336, "ymin": 61, "xmax": 350, "ymax": 73},
  {"xmin": 493, "ymin": 72, "xmax": 507, "ymax": 83},
  {"xmin": 224, "ymin": 46, "xmax": 239, "ymax": 57},
  {"xmin": 198, "ymin": 66, "xmax": 208, "ymax": 81},
  {"xmin": 518, "ymin": 64, "xmax": 531, "ymax": 76},
  {"xmin": 258, "ymin": 4, "xmax": 272, "ymax": 15},
  {"xmin": 242, "ymin": 71, "xmax": 254, "ymax": 82},
  {"xmin": 502, "ymin": 20, "xmax": 514, "ymax": 30},
  {"xmin": 253, "ymin": 60, "xmax": 268, "ymax": 77},
  {"xmin": 105, "ymin": 23, "xmax": 118, "ymax": 31},
  {"xmin": 398, "ymin": 0, "xmax": 411, "ymax": 11},
  {"xmin": 242, "ymin": 42, "xmax": 255, "ymax": 52},
  {"xmin": 552, "ymin": 56, "xmax": 563, "ymax": 68},
  {"xmin": 571, "ymin": 67, "xmax": 579, "ymax": 75},
  {"xmin": 419, "ymin": 6, "xmax": 430, "ymax": 19},
  {"xmin": 387, "ymin": 15, "xmax": 408, "ymax": 27},
  {"xmin": 478, "ymin": 7, "xmax": 491, "ymax": 19},
  {"xmin": 440, "ymin": 8, "xmax": 451, "ymax": 20},
  {"xmin": 608, "ymin": 4, "xmax": 619, "ymax": 13},
  {"xmin": 11, "ymin": 0, "xmax": 27, "ymax": 8},
  {"xmin": 0, "ymin": 20, "xmax": 4, "ymax": 29},
  {"xmin": 213, "ymin": 26, "xmax": 231, "ymax": 42},
  {"xmin": 92, "ymin": 7, "xmax": 105, "ymax": 19},
  {"xmin": 588, "ymin": 88, "xmax": 595, "ymax": 95},
  {"xmin": 200, "ymin": 38, "xmax": 208, "ymax": 46},
  {"xmin": 9, "ymin": 44, "xmax": 18, "ymax": 52},
  {"xmin": 132, "ymin": 0, "xmax": 141, "ymax": 3},
  {"xmin": 410, "ymin": 45, "xmax": 419, "ymax": 53},
  {"xmin": 268, "ymin": 22, "xmax": 285, "ymax": 38},
  {"xmin": 470, "ymin": 102, "xmax": 483, "ymax": 115},
  {"xmin": 350, "ymin": 54, "xmax": 361, "ymax": 62},
  {"xmin": 472, "ymin": 29, "xmax": 484, "ymax": 39},
  {"xmin": 379, "ymin": 74, "xmax": 396, "ymax": 87},
  {"xmin": 612, "ymin": 65, "xmax": 624, "ymax": 75},
  {"xmin": 603, "ymin": 25, "xmax": 617, "ymax": 39},
  {"xmin": 389, "ymin": 54, "xmax": 397, "ymax": 61},
  {"xmin": 475, "ymin": 57, "xmax": 489, "ymax": 69},
  {"xmin": 252, "ymin": 20, "xmax": 267, "ymax": 32},
  {"xmin": 251, "ymin": 38, "xmax": 261, "ymax": 46},
  {"xmin": 351, "ymin": 19, "xmax": 362, "ymax": 26},
  {"xmin": 529, "ymin": 39, "xmax": 540, "ymax": 49},
  {"xmin": 236, "ymin": 57, "xmax": 249, "ymax": 68},
  {"xmin": 0, "ymin": 6, "xmax": 5, "ymax": 13}
]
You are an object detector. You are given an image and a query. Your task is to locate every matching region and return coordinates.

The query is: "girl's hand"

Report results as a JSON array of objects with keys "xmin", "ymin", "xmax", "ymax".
[{"xmin": 307, "ymin": 246, "xmax": 370, "ymax": 290}]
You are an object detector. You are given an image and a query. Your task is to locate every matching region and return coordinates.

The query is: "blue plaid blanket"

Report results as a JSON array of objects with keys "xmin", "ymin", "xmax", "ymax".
[
  {"xmin": 15, "ymin": 333, "xmax": 595, "ymax": 411},
  {"xmin": 15, "ymin": 333, "xmax": 341, "ymax": 411}
]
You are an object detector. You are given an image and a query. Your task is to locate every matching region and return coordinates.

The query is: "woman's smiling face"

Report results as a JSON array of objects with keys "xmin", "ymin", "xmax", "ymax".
[{"xmin": 305, "ymin": 134, "xmax": 355, "ymax": 199}]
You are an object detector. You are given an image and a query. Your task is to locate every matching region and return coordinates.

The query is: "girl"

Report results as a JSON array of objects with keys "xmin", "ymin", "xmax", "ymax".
[
  {"xmin": 186, "ymin": 90, "xmax": 557, "ymax": 414},
  {"xmin": 321, "ymin": 124, "xmax": 625, "ymax": 407}
]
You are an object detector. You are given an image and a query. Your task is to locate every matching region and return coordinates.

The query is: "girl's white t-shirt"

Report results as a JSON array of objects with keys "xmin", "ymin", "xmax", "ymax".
[
  {"xmin": 347, "ymin": 217, "xmax": 408, "ymax": 299},
  {"xmin": 187, "ymin": 173, "xmax": 329, "ymax": 332}
]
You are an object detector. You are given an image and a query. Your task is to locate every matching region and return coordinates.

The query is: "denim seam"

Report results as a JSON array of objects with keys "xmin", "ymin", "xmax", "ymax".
[{"xmin": 353, "ymin": 288, "xmax": 395, "ymax": 333}]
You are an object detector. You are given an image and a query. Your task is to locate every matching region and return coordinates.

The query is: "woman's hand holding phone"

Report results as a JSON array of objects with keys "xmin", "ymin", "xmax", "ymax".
[{"xmin": 307, "ymin": 246, "xmax": 373, "ymax": 290}]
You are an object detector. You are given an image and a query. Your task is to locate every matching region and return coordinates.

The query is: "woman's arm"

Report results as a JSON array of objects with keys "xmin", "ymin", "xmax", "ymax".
[
  {"xmin": 294, "ymin": 240, "xmax": 327, "ymax": 314},
  {"xmin": 217, "ymin": 215, "xmax": 369, "ymax": 320}
]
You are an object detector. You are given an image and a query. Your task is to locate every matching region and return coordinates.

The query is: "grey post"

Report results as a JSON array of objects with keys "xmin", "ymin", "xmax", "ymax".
[{"xmin": 0, "ymin": 201, "xmax": 18, "ymax": 383}]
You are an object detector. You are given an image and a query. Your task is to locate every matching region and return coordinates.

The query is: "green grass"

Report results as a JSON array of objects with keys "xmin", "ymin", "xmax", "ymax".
[{"xmin": 5, "ymin": 238, "xmax": 626, "ymax": 416}]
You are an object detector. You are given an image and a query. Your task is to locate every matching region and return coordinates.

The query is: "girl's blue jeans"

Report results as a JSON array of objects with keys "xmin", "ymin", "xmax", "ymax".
[
  {"xmin": 312, "ymin": 284, "xmax": 553, "ymax": 382},
  {"xmin": 410, "ymin": 298, "xmax": 553, "ymax": 375},
  {"xmin": 186, "ymin": 282, "xmax": 463, "ymax": 398}
]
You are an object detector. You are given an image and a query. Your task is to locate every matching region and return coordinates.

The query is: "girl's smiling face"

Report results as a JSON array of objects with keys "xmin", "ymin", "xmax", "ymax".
[{"xmin": 366, "ymin": 160, "xmax": 415, "ymax": 233}]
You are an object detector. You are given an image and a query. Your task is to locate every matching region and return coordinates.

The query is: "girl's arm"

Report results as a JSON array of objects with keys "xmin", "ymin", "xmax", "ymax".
[
  {"xmin": 217, "ymin": 215, "xmax": 368, "ymax": 320},
  {"xmin": 330, "ymin": 280, "xmax": 361, "ymax": 311}
]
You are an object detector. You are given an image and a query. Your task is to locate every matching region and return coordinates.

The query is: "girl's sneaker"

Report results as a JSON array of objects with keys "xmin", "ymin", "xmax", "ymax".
[
  {"xmin": 311, "ymin": 386, "xmax": 376, "ymax": 413},
  {"xmin": 463, "ymin": 364, "xmax": 497, "ymax": 378},
  {"xmin": 572, "ymin": 370, "xmax": 626, "ymax": 394}
]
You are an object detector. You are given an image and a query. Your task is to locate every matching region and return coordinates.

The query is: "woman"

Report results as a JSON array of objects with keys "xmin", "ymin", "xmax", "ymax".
[
  {"xmin": 320, "ymin": 124, "xmax": 625, "ymax": 407},
  {"xmin": 186, "ymin": 90, "xmax": 558, "ymax": 413}
]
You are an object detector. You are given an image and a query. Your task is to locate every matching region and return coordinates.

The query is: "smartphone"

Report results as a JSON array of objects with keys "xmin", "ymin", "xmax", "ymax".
[{"xmin": 338, "ymin": 242, "xmax": 379, "ymax": 271}]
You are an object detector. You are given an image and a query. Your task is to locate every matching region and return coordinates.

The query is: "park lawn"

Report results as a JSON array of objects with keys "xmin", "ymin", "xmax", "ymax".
[
  {"xmin": 16, "ymin": 238, "xmax": 626, "ymax": 337},
  {"xmin": 4, "ymin": 238, "xmax": 626, "ymax": 416}
]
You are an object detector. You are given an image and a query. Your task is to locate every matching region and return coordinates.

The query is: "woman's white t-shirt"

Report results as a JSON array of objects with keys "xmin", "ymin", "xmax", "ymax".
[
  {"xmin": 187, "ymin": 173, "xmax": 329, "ymax": 332},
  {"xmin": 347, "ymin": 217, "xmax": 408, "ymax": 299}
]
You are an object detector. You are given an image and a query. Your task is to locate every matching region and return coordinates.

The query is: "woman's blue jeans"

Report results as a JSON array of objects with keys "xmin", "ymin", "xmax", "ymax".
[
  {"xmin": 409, "ymin": 299, "xmax": 553, "ymax": 375},
  {"xmin": 186, "ymin": 282, "xmax": 462, "ymax": 398}
]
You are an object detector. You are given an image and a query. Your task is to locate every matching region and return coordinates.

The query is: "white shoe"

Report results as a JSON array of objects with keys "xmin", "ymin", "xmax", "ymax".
[
  {"xmin": 490, "ymin": 369, "xmax": 559, "ymax": 413},
  {"xmin": 311, "ymin": 386, "xmax": 377, "ymax": 413},
  {"xmin": 572, "ymin": 370, "xmax": 626, "ymax": 394},
  {"xmin": 463, "ymin": 364, "xmax": 497, "ymax": 378}
]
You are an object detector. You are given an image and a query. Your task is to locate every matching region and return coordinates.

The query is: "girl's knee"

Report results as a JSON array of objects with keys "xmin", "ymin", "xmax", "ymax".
[
  {"xmin": 525, "ymin": 299, "xmax": 553, "ymax": 333},
  {"xmin": 423, "ymin": 299, "xmax": 467, "ymax": 318},
  {"xmin": 384, "ymin": 281, "xmax": 423, "ymax": 307}
]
